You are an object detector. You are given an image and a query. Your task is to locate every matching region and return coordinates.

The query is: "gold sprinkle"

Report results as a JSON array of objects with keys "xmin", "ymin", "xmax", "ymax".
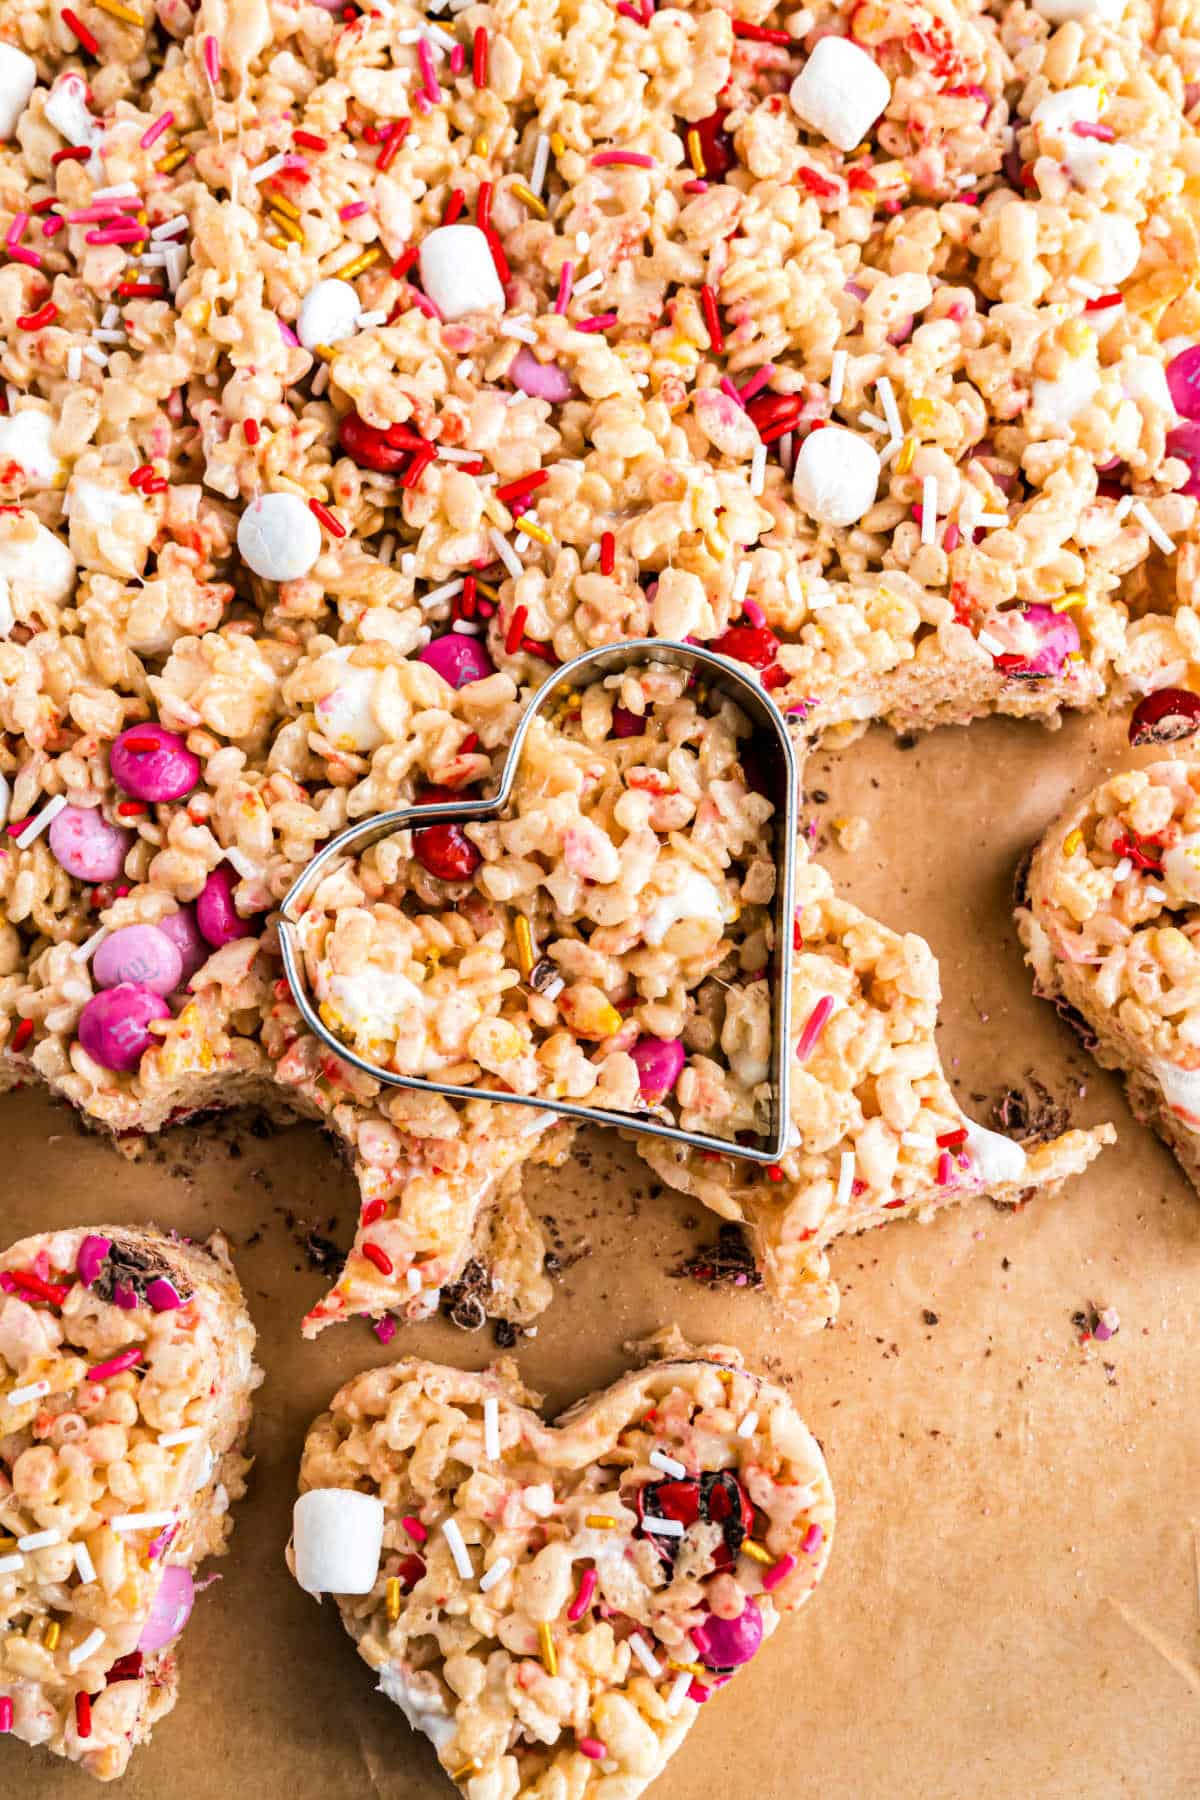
[
  {"xmin": 585, "ymin": 1514, "xmax": 619, "ymax": 1530},
  {"xmin": 538, "ymin": 1621, "xmax": 558, "ymax": 1676},
  {"xmin": 550, "ymin": 133, "xmax": 566, "ymax": 157},
  {"xmin": 475, "ymin": 579, "xmax": 500, "ymax": 600},
  {"xmin": 1063, "ymin": 828, "xmax": 1084, "ymax": 856},
  {"xmin": 895, "ymin": 437, "xmax": 916, "ymax": 475},
  {"xmin": 686, "ymin": 128, "xmax": 705, "ymax": 178},
  {"xmin": 451, "ymin": 1762, "xmax": 481, "ymax": 1783},
  {"xmin": 668, "ymin": 1659, "xmax": 705, "ymax": 1676},
  {"xmin": 514, "ymin": 915, "xmax": 535, "ymax": 979},
  {"xmin": 266, "ymin": 234, "xmax": 289, "ymax": 251},
  {"xmin": 739, "ymin": 1540, "xmax": 773, "ymax": 1565},
  {"xmin": 474, "ymin": 134, "xmax": 490, "ymax": 157},
  {"xmin": 337, "ymin": 246, "xmax": 381, "ymax": 281},
  {"xmin": 312, "ymin": 342, "xmax": 336, "ymax": 362},
  {"xmin": 156, "ymin": 147, "xmax": 187, "ymax": 174},
  {"xmin": 1052, "ymin": 590, "xmax": 1085, "ymax": 612},
  {"xmin": 520, "ymin": 518, "xmax": 553, "ymax": 547},
  {"xmin": 268, "ymin": 208, "xmax": 305, "ymax": 245},
  {"xmin": 510, "ymin": 181, "xmax": 547, "ymax": 218},
  {"xmin": 42, "ymin": 1620, "xmax": 60, "ymax": 1651},
  {"xmin": 95, "ymin": 0, "xmax": 145, "ymax": 23},
  {"xmin": 267, "ymin": 191, "xmax": 302, "ymax": 221},
  {"xmin": 386, "ymin": 1576, "xmax": 401, "ymax": 1623}
]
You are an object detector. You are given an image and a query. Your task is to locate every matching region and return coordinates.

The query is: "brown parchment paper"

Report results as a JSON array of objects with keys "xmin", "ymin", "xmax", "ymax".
[{"xmin": 2, "ymin": 708, "xmax": 1199, "ymax": 1800}]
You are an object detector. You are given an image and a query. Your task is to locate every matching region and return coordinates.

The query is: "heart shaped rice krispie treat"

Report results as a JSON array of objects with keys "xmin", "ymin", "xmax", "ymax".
[
  {"xmin": 291, "ymin": 1337, "xmax": 833, "ymax": 1796},
  {"xmin": 0, "ymin": 1225, "xmax": 259, "ymax": 1780},
  {"xmin": 1017, "ymin": 757, "xmax": 1200, "ymax": 1190}
]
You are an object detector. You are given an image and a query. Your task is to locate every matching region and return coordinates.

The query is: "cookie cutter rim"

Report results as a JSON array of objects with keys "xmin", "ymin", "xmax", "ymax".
[{"xmin": 277, "ymin": 638, "xmax": 798, "ymax": 1164}]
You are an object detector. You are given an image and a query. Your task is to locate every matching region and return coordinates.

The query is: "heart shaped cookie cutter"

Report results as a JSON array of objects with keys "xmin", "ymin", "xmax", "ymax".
[{"xmin": 277, "ymin": 639, "xmax": 799, "ymax": 1163}]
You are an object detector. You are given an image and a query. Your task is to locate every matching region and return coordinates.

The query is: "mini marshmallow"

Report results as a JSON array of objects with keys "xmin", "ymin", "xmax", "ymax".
[
  {"xmin": 313, "ymin": 645, "xmax": 385, "ymax": 751},
  {"xmin": 0, "ymin": 44, "xmax": 36, "ymax": 139},
  {"xmin": 418, "ymin": 225, "xmax": 505, "ymax": 321},
  {"xmin": 0, "ymin": 411, "xmax": 62, "ymax": 489},
  {"xmin": 67, "ymin": 479, "xmax": 142, "ymax": 527},
  {"xmin": 44, "ymin": 72, "xmax": 100, "ymax": 149},
  {"xmin": 293, "ymin": 1488, "xmax": 385, "ymax": 1594},
  {"xmin": 789, "ymin": 38, "xmax": 891, "ymax": 154},
  {"xmin": 1121, "ymin": 355, "xmax": 1174, "ymax": 418},
  {"xmin": 1086, "ymin": 213, "xmax": 1141, "ymax": 289},
  {"xmin": 237, "ymin": 492, "xmax": 322, "ymax": 582},
  {"xmin": 962, "ymin": 1119, "xmax": 1027, "ymax": 1186},
  {"xmin": 1033, "ymin": 0, "xmax": 1121, "ymax": 22},
  {"xmin": 1031, "ymin": 85, "xmax": 1101, "ymax": 133},
  {"xmin": 0, "ymin": 516, "xmax": 74, "ymax": 603},
  {"xmin": 297, "ymin": 278, "xmax": 362, "ymax": 352},
  {"xmin": 1031, "ymin": 363, "xmax": 1100, "ymax": 431},
  {"xmin": 792, "ymin": 425, "xmax": 880, "ymax": 527}
]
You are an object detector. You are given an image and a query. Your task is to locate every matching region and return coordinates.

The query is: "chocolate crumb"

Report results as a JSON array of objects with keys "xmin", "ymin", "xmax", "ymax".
[
  {"xmin": 441, "ymin": 1259, "xmax": 491, "ymax": 1332},
  {"xmin": 303, "ymin": 1232, "xmax": 346, "ymax": 1278},
  {"xmin": 922, "ymin": 1309, "xmax": 939, "ymax": 1326},
  {"xmin": 493, "ymin": 1319, "xmax": 518, "ymax": 1349},
  {"xmin": 671, "ymin": 1223, "xmax": 762, "ymax": 1289},
  {"xmin": 993, "ymin": 1077, "xmax": 1069, "ymax": 1144}
]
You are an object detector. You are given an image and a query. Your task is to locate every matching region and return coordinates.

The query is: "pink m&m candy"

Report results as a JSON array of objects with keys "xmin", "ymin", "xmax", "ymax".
[
  {"xmin": 157, "ymin": 905, "xmax": 209, "ymax": 984},
  {"xmin": 1166, "ymin": 345, "xmax": 1200, "ymax": 421},
  {"xmin": 418, "ymin": 634, "xmax": 495, "ymax": 689},
  {"xmin": 93, "ymin": 925, "xmax": 183, "ymax": 996},
  {"xmin": 48, "ymin": 805, "xmax": 133, "ymax": 883},
  {"xmin": 77, "ymin": 984, "xmax": 170, "ymax": 1073},
  {"xmin": 1166, "ymin": 422, "xmax": 1200, "ymax": 498},
  {"xmin": 109, "ymin": 723, "xmax": 201, "ymax": 804},
  {"xmin": 196, "ymin": 865, "xmax": 254, "ymax": 947}
]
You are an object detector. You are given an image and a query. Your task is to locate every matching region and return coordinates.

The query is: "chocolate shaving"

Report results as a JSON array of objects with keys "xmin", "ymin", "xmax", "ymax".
[
  {"xmin": 670, "ymin": 1222, "xmax": 762, "ymax": 1289},
  {"xmin": 993, "ymin": 1079, "xmax": 1070, "ymax": 1145},
  {"xmin": 440, "ymin": 1258, "xmax": 491, "ymax": 1332},
  {"xmin": 1049, "ymin": 994, "xmax": 1099, "ymax": 1054},
  {"xmin": 302, "ymin": 1232, "xmax": 346, "ymax": 1278},
  {"xmin": 92, "ymin": 1242, "xmax": 193, "ymax": 1308}
]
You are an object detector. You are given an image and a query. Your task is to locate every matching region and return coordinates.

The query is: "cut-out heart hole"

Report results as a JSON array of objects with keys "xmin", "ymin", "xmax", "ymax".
[{"xmin": 292, "ymin": 1342, "xmax": 833, "ymax": 1796}]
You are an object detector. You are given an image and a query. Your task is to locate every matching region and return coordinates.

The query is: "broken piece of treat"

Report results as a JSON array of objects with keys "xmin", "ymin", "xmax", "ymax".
[{"xmin": 0, "ymin": 1226, "xmax": 259, "ymax": 1780}]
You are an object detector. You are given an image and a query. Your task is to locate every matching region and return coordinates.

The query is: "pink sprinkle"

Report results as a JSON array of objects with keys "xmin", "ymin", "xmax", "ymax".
[
  {"xmin": 277, "ymin": 318, "xmax": 299, "ymax": 345},
  {"xmin": 568, "ymin": 1567, "xmax": 598, "ymax": 1621},
  {"xmin": 683, "ymin": 179, "xmax": 708, "ymax": 193},
  {"xmin": 762, "ymin": 1551, "xmax": 796, "ymax": 1591},
  {"xmin": 87, "ymin": 1345, "xmax": 143, "ymax": 1382},
  {"xmin": 42, "ymin": 216, "xmax": 64, "ymax": 239},
  {"xmin": 555, "ymin": 261, "xmax": 574, "ymax": 315},
  {"xmin": 616, "ymin": 1, "xmax": 646, "ymax": 18},
  {"xmin": 202, "ymin": 34, "xmax": 220, "ymax": 83},
  {"xmin": 738, "ymin": 365, "xmax": 777, "ymax": 403},
  {"xmin": 401, "ymin": 1515, "xmax": 428, "ymax": 1544},
  {"xmin": 575, "ymin": 312, "xmax": 616, "ymax": 333},
  {"xmin": 936, "ymin": 1150, "xmax": 953, "ymax": 1185},
  {"xmin": 373, "ymin": 1315, "xmax": 396, "ymax": 1344},
  {"xmin": 86, "ymin": 223, "xmax": 147, "ymax": 245},
  {"xmin": 800, "ymin": 1523, "xmax": 823, "ymax": 1556},
  {"xmin": 688, "ymin": 1680, "xmax": 712, "ymax": 1703},
  {"xmin": 1073, "ymin": 120, "xmax": 1115, "ymax": 141},
  {"xmin": 943, "ymin": 523, "xmax": 961, "ymax": 552},
  {"xmin": 414, "ymin": 91, "xmax": 432, "ymax": 115},
  {"xmin": 719, "ymin": 376, "xmax": 745, "ymax": 410},
  {"xmin": 450, "ymin": 42, "xmax": 465, "ymax": 74},
  {"xmin": 8, "ymin": 247, "xmax": 42, "ymax": 268},
  {"xmin": 140, "ymin": 110, "xmax": 174, "ymax": 150},
  {"xmin": 418, "ymin": 38, "xmax": 442, "ymax": 104},
  {"xmin": 579, "ymin": 1739, "xmax": 607, "ymax": 1761},
  {"xmin": 742, "ymin": 600, "xmax": 766, "ymax": 628},
  {"xmin": 796, "ymin": 995, "xmax": 835, "ymax": 1063},
  {"xmin": 70, "ymin": 202, "xmax": 142, "ymax": 223},
  {"xmin": 5, "ymin": 212, "xmax": 27, "ymax": 247},
  {"xmin": 0, "ymin": 1696, "xmax": 11, "ymax": 1733},
  {"xmin": 339, "ymin": 201, "xmax": 369, "ymax": 221},
  {"xmin": 591, "ymin": 149, "xmax": 656, "ymax": 169},
  {"xmin": 404, "ymin": 286, "xmax": 440, "ymax": 320}
]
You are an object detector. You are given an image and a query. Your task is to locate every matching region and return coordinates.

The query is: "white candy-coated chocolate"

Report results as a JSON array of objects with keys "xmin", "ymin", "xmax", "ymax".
[
  {"xmin": 0, "ymin": 44, "xmax": 36, "ymax": 139},
  {"xmin": 297, "ymin": 278, "xmax": 362, "ymax": 351},
  {"xmin": 293, "ymin": 1487, "xmax": 385, "ymax": 1594},
  {"xmin": 963, "ymin": 1119, "xmax": 1028, "ymax": 1186},
  {"xmin": 789, "ymin": 38, "xmax": 891, "ymax": 153},
  {"xmin": 792, "ymin": 425, "xmax": 880, "ymax": 527},
  {"xmin": 0, "ymin": 412, "xmax": 62, "ymax": 489},
  {"xmin": 237, "ymin": 492, "xmax": 322, "ymax": 581},
  {"xmin": 418, "ymin": 225, "xmax": 505, "ymax": 321}
]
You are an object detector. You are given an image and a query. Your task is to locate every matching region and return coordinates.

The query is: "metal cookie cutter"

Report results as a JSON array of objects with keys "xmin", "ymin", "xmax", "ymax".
[{"xmin": 278, "ymin": 639, "xmax": 799, "ymax": 1163}]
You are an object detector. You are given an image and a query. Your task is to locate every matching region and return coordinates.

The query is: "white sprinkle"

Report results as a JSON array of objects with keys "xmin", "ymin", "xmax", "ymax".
[
  {"xmin": 93, "ymin": 329, "xmax": 128, "ymax": 345},
  {"xmin": 483, "ymin": 1396, "xmax": 501, "ymax": 1461},
  {"xmin": 67, "ymin": 346, "xmax": 82, "ymax": 381},
  {"xmin": 442, "ymin": 1518, "xmax": 474, "ymax": 1581},
  {"xmin": 641, "ymin": 1516, "xmax": 685, "ymax": 1538},
  {"xmin": 151, "ymin": 214, "xmax": 189, "ymax": 241},
  {"xmin": 1131, "ymin": 499, "xmax": 1175, "ymax": 554},
  {"xmin": 94, "ymin": 182, "xmax": 137, "ymax": 201},
  {"xmin": 377, "ymin": 533, "xmax": 396, "ymax": 567},
  {"xmin": 312, "ymin": 364, "xmax": 330, "ymax": 399},
  {"xmin": 732, "ymin": 561, "xmax": 752, "ymax": 603},
  {"xmin": 878, "ymin": 436, "xmax": 901, "ymax": 467},
  {"xmin": 0, "ymin": 1554, "xmax": 22, "ymax": 1575},
  {"xmin": 421, "ymin": 577, "xmax": 465, "ymax": 610},
  {"xmin": 575, "ymin": 230, "xmax": 591, "ymax": 253},
  {"xmin": 977, "ymin": 631, "xmax": 1005, "ymax": 656},
  {"xmin": 7, "ymin": 1379, "xmax": 50, "ymax": 1406},
  {"xmin": 71, "ymin": 925, "xmax": 109, "ymax": 965},
  {"xmin": 479, "ymin": 1555, "xmax": 511, "ymax": 1592},
  {"xmin": 14, "ymin": 794, "xmax": 67, "ymax": 851},
  {"xmin": 572, "ymin": 268, "xmax": 605, "ymax": 297},
  {"xmin": 451, "ymin": 619, "xmax": 483, "ymax": 636},
  {"xmin": 1068, "ymin": 276, "xmax": 1101, "ymax": 299},
  {"xmin": 111, "ymin": 1510, "xmax": 175, "ymax": 1533},
  {"xmin": 18, "ymin": 1528, "xmax": 62, "ymax": 1551},
  {"xmin": 628, "ymin": 1633, "xmax": 662, "ymax": 1678},
  {"xmin": 835, "ymin": 1149, "xmax": 856, "ymax": 1209},
  {"xmin": 436, "ymin": 446, "xmax": 479, "ymax": 465},
  {"xmin": 405, "ymin": 1266, "xmax": 421, "ymax": 1293},
  {"xmin": 165, "ymin": 245, "xmax": 188, "ymax": 291},
  {"xmin": 541, "ymin": 974, "xmax": 565, "ymax": 1001},
  {"xmin": 667, "ymin": 1668, "xmax": 693, "ymax": 1714},
  {"xmin": 582, "ymin": 542, "xmax": 601, "ymax": 570},
  {"xmin": 1112, "ymin": 856, "xmax": 1133, "ymax": 882},
  {"xmin": 876, "ymin": 376, "xmax": 902, "ymax": 440},
  {"xmin": 829, "ymin": 349, "xmax": 847, "ymax": 406},
  {"xmin": 499, "ymin": 319, "xmax": 537, "ymax": 344},
  {"xmin": 785, "ymin": 568, "xmax": 803, "ymax": 610},
  {"xmin": 778, "ymin": 430, "xmax": 795, "ymax": 472},
  {"xmin": 737, "ymin": 1410, "xmax": 759, "ymax": 1439},
  {"xmin": 513, "ymin": 532, "xmax": 530, "ymax": 555},
  {"xmin": 489, "ymin": 527, "xmax": 524, "ymax": 580},
  {"xmin": 454, "ymin": 359, "xmax": 475, "ymax": 381},
  {"xmin": 357, "ymin": 310, "xmax": 387, "ymax": 329},
  {"xmin": 140, "ymin": 250, "xmax": 168, "ymax": 267},
  {"xmin": 1114, "ymin": 494, "xmax": 1135, "ymax": 522},
  {"xmin": 649, "ymin": 1450, "xmax": 687, "ymax": 1479},
  {"xmin": 920, "ymin": 475, "xmax": 938, "ymax": 545},
  {"xmin": 857, "ymin": 410, "xmax": 888, "ymax": 433},
  {"xmin": 249, "ymin": 154, "xmax": 287, "ymax": 184},
  {"xmin": 100, "ymin": 306, "xmax": 121, "ymax": 329},
  {"xmin": 158, "ymin": 1427, "xmax": 203, "ymax": 1447},
  {"xmin": 426, "ymin": 22, "xmax": 457, "ymax": 50},
  {"xmin": 68, "ymin": 1627, "xmax": 107, "ymax": 1670},
  {"xmin": 901, "ymin": 1132, "xmax": 936, "ymax": 1148},
  {"xmin": 1143, "ymin": 885, "xmax": 1167, "ymax": 904},
  {"xmin": 976, "ymin": 511, "xmax": 1008, "ymax": 528},
  {"xmin": 749, "ymin": 441, "xmax": 767, "ymax": 497},
  {"xmin": 73, "ymin": 1542, "xmax": 96, "ymax": 1584},
  {"xmin": 530, "ymin": 134, "xmax": 551, "ymax": 198},
  {"xmin": 81, "ymin": 345, "xmax": 107, "ymax": 368}
]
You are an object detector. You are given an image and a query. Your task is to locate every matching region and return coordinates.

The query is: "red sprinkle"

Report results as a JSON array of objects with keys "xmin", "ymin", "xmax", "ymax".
[
  {"xmin": 87, "ymin": 1346, "xmax": 143, "ymax": 1382},
  {"xmin": 701, "ymin": 284, "xmax": 724, "ymax": 354},
  {"xmin": 7, "ymin": 1269, "xmax": 69, "ymax": 1306},
  {"xmin": 600, "ymin": 530, "xmax": 615, "ymax": 575},
  {"xmin": 10, "ymin": 1017, "xmax": 33, "ymax": 1054},
  {"xmin": 0, "ymin": 1696, "xmax": 12, "ymax": 1732},
  {"xmin": 51, "ymin": 145, "xmax": 92, "ymax": 164},
  {"xmin": 472, "ymin": 25, "xmax": 488, "ymax": 87},
  {"xmin": 117, "ymin": 282, "xmax": 166, "ymax": 299},
  {"xmin": 401, "ymin": 443, "xmax": 437, "ymax": 490},
  {"xmin": 797, "ymin": 166, "xmax": 840, "ymax": 199},
  {"xmin": 16, "ymin": 301, "xmax": 57, "ymax": 330},
  {"xmin": 116, "ymin": 800, "xmax": 148, "ymax": 817},
  {"xmin": 361, "ymin": 1198, "xmax": 388, "ymax": 1226},
  {"xmin": 484, "ymin": 226, "xmax": 510, "ymax": 285},
  {"xmin": 443, "ymin": 188, "xmax": 466, "ymax": 225},
  {"xmin": 293, "ymin": 130, "xmax": 328, "ymax": 152},
  {"xmin": 61, "ymin": 8, "xmax": 99, "ymax": 54},
  {"xmin": 495, "ymin": 469, "xmax": 548, "ymax": 504},
  {"xmin": 477, "ymin": 182, "xmax": 493, "ymax": 232},
  {"xmin": 362, "ymin": 1241, "xmax": 393, "ymax": 1276},
  {"xmin": 568, "ymin": 1567, "xmax": 598, "ymax": 1621},
  {"xmin": 796, "ymin": 995, "xmax": 835, "ymax": 1063},
  {"xmin": 461, "ymin": 573, "xmax": 477, "ymax": 617},
  {"xmin": 401, "ymin": 1514, "xmax": 428, "ymax": 1543},
  {"xmin": 936, "ymin": 1127, "xmax": 968, "ymax": 1148},
  {"xmin": 243, "ymin": 418, "xmax": 260, "ymax": 446},
  {"xmin": 1084, "ymin": 292, "xmax": 1123, "ymax": 313},
  {"xmin": 732, "ymin": 18, "xmax": 793, "ymax": 40},
  {"xmin": 308, "ymin": 497, "xmax": 347, "ymax": 537},
  {"xmin": 376, "ymin": 118, "xmax": 412, "ymax": 175},
  {"xmin": 75, "ymin": 1693, "xmax": 92, "ymax": 1739},
  {"xmin": 504, "ymin": 606, "xmax": 529, "ymax": 655}
]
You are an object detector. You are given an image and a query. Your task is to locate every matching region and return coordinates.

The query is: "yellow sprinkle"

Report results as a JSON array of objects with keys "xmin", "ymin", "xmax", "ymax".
[
  {"xmin": 510, "ymin": 181, "xmax": 547, "ymax": 218},
  {"xmin": 95, "ymin": 0, "xmax": 145, "ymax": 23},
  {"xmin": 538, "ymin": 1621, "xmax": 558, "ymax": 1676},
  {"xmin": 267, "ymin": 191, "xmax": 302, "ymax": 221},
  {"xmin": 908, "ymin": 397, "xmax": 936, "ymax": 431},
  {"xmin": 585, "ymin": 1515, "xmax": 619, "ymax": 1530},
  {"xmin": 475, "ymin": 135, "xmax": 490, "ymax": 157},
  {"xmin": 1063, "ymin": 828, "xmax": 1084, "ymax": 857},
  {"xmin": 337, "ymin": 246, "xmax": 381, "ymax": 281},
  {"xmin": 156, "ymin": 147, "xmax": 187, "ymax": 173},
  {"xmin": 895, "ymin": 437, "xmax": 915, "ymax": 475},
  {"xmin": 520, "ymin": 518, "xmax": 553, "ymax": 547},
  {"xmin": 269, "ymin": 208, "xmax": 305, "ymax": 245},
  {"xmin": 514, "ymin": 915, "xmax": 535, "ymax": 979},
  {"xmin": 668, "ymin": 1660, "xmax": 705, "ymax": 1676},
  {"xmin": 266, "ymin": 234, "xmax": 288, "ymax": 251},
  {"xmin": 42, "ymin": 1620, "xmax": 60, "ymax": 1651},
  {"xmin": 1051, "ymin": 591, "xmax": 1084, "ymax": 612},
  {"xmin": 686, "ymin": 128, "xmax": 705, "ymax": 178},
  {"xmin": 312, "ymin": 343, "xmax": 336, "ymax": 362},
  {"xmin": 475, "ymin": 579, "xmax": 500, "ymax": 601},
  {"xmin": 451, "ymin": 1763, "xmax": 481, "ymax": 1783},
  {"xmin": 550, "ymin": 133, "xmax": 566, "ymax": 157},
  {"xmin": 386, "ymin": 1576, "xmax": 401, "ymax": 1623},
  {"xmin": 739, "ymin": 1540, "xmax": 773, "ymax": 1565}
]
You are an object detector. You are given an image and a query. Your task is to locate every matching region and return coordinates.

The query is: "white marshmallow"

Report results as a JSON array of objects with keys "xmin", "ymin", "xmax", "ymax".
[
  {"xmin": 297, "ymin": 278, "xmax": 362, "ymax": 352},
  {"xmin": 1033, "ymin": 0, "xmax": 1121, "ymax": 22},
  {"xmin": 1031, "ymin": 362, "xmax": 1100, "ymax": 431},
  {"xmin": 1086, "ymin": 213, "xmax": 1141, "ymax": 289},
  {"xmin": 0, "ymin": 44, "xmax": 36, "ymax": 139},
  {"xmin": 1161, "ymin": 833, "xmax": 1200, "ymax": 905},
  {"xmin": 293, "ymin": 1488, "xmax": 385, "ymax": 1594},
  {"xmin": 0, "ymin": 411, "xmax": 62, "ymax": 489},
  {"xmin": 313, "ymin": 646, "xmax": 385, "ymax": 751},
  {"xmin": 418, "ymin": 224, "xmax": 505, "ymax": 321},
  {"xmin": 378, "ymin": 1666, "xmax": 458, "ymax": 1752},
  {"xmin": 642, "ymin": 867, "xmax": 733, "ymax": 946},
  {"xmin": 1121, "ymin": 355, "xmax": 1174, "ymax": 418},
  {"xmin": 792, "ymin": 425, "xmax": 880, "ymax": 527},
  {"xmin": 1031, "ymin": 85, "xmax": 1101, "ymax": 133},
  {"xmin": 67, "ymin": 478, "xmax": 141, "ymax": 527},
  {"xmin": 963, "ymin": 1119, "xmax": 1028, "ymax": 1186},
  {"xmin": 1151, "ymin": 1058, "xmax": 1200, "ymax": 1128},
  {"xmin": 237, "ymin": 492, "xmax": 322, "ymax": 582},
  {"xmin": 0, "ymin": 516, "xmax": 74, "ymax": 602},
  {"xmin": 44, "ymin": 72, "xmax": 100, "ymax": 149},
  {"xmin": 789, "ymin": 38, "xmax": 891, "ymax": 154},
  {"xmin": 320, "ymin": 968, "xmax": 423, "ymax": 1044}
]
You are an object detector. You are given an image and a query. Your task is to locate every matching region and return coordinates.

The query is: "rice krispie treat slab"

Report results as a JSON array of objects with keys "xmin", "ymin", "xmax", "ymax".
[
  {"xmin": 0, "ymin": 1224, "xmax": 259, "ymax": 1780},
  {"xmin": 291, "ymin": 1336, "xmax": 833, "ymax": 1797},
  {"xmin": 1017, "ymin": 756, "xmax": 1200, "ymax": 1191}
]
